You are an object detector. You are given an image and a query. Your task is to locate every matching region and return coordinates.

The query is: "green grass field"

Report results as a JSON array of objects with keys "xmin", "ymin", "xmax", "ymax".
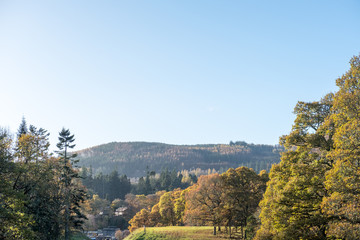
[
  {"xmin": 69, "ymin": 232, "xmax": 90, "ymax": 240},
  {"xmin": 124, "ymin": 226, "xmax": 240, "ymax": 240}
]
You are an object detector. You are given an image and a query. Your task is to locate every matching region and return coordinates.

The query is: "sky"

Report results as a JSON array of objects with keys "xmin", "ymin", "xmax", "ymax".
[{"xmin": 1, "ymin": 1, "xmax": 359, "ymax": 151}]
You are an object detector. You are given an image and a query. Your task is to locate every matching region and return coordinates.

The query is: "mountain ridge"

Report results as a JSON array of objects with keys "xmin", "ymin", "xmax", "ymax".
[{"xmin": 77, "ymin": 141, "xmax": 282, "ymax": 177}]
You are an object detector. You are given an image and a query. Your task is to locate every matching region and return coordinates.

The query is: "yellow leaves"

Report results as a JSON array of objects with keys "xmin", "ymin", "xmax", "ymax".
[
  {"xmin": 256, "ymin": 54, "xmax": 360, "ymax": 240},
  {"xmin": 16, "ymin": 134, "xmax": 37, "ymax": 163},
  {"xmin": 322, "ymin": 191, "xmax": 360, "ymax": 239},
  {"xmin": 128, "ymin": 208, "xmax": 150, "ymax": 232}
]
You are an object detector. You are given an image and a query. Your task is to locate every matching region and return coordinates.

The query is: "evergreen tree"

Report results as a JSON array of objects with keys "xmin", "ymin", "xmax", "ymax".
[
  {"xmin": 29, "ymin": 125, "xmax": 50, "ymax": 163},
  {"xmin": 56, "ymin": 128, "xmax": 87, "ymax": 240},
  {"xmin": 108, "ymin": 170, "xmax": 121, "ymax": 201},
  {"xmin": 145, "ymin": 174, "xmax": 152, "ymax": 194},
  {"xmin": 17, "ymin": 116, "xmax": 28, "ymax": 139},
  {"xmin": 137, "ymin": 177, "xmax": 146, "ymax": 194}
]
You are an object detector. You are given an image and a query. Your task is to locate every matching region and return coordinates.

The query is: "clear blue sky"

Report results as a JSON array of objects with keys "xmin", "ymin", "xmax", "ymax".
[{"xmin": 1, "ymin": 1, "xmax": 359, "ymax": 151}]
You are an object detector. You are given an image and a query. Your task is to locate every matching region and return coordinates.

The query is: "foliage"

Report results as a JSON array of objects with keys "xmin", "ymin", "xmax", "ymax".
[
  {"xmin": 128, "ymin": 209, "xmax": 150, "ymax": 232},
  {"xmin": 255, "ymin": 54, "xmax": 360, "ymax": 239},
  {"xmin": 185, "ymin": 174, "xmax": 224, "ymax": 229},
  {"xmin": 81, "ymin": 169, "xmax": 132, "ymax": 201},
  {"xmin": 321, "ymin": 54, "xmax": 360, "ymax": 239},
  {"xmin": 57, "ymin": 128, "xmax": 87, "ymax": 240},
  {"xmin": 0, "ymin": 121, "xmax": 88, "ymax": 239},
  {"xmin": 125, "ymin": 192, "xmax": 164, "ymax": 219},
  {"xmin": 221, "ymin": 167, "xmax": 265, "ymax": 238},
  {"xmin": 0, "ymin": 128, "xmax": 34, "ymax": 239},
  {"xmin": 80, "ymin": 167, "xmax": 189, "ymax": 203},
  {"xmin": 128, "ymin": 167, "xmax": 266, "ymax": 238},
  {"xmin": 158, "ymin": 189, "xmax": 185, "ymax": 226},
  {"xmin": 255, "ymin": 94, "xmax": 334, "ymax": 239}
]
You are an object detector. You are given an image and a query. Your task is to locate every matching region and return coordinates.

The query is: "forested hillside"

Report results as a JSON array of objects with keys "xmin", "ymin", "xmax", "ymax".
[{"xmin": 77, "ymin": 141, "xmax": 282, "ymax": 177}]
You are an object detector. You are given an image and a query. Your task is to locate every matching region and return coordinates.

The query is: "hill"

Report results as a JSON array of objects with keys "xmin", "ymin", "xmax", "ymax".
[{"xmin": 77, "ymin": 141, "xmax": 282, "ymax": 177}]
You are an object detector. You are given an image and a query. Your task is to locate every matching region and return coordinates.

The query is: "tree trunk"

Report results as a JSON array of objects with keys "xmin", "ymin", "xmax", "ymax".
[
  {"xmin": 65, "ymin": 200, "xmax": 69, "ymax": 240},
  {"xmin": 213, "ymin": 225, "xmax": 216, "ymax": 235},
  {"xmin": 64, "ymin": 146, "xmax": 70, "ymax": 240},
  {"xmin": 240, "ymin": 225, "xmax": 243, "ymax": 240},
  {"xmin": 229, "ymin": 224, "xmax": 232, "ymax": 238}
]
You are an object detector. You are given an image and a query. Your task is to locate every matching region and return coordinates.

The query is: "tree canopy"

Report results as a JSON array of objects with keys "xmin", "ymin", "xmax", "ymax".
[
  {"xmin": 0, "ymin": 122, "xmax": 87, "ymax": 240},
  {"xmin": 255, "ymin": 54, "xmax": 360, "ymax": 240}
]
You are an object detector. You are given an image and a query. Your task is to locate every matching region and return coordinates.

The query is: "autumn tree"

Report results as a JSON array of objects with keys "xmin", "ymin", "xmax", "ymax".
[
  {"xmin": 185, "ymin": 173, "xmax": 224, "ymax": 235},
  {"xmin": 321, "ymin": 55, "xmax": 360, "ymax": 239},
  {"xmin": 0, "ymin": 128, "xmax": 34, "ymax": 239},
  {"xmin": 148, "ymin": 203, "xmax": 162, "ymax": 227},
  {"xmin": 12, "ymin": 123, "xmax": 64, "ymax": 239},
  {"xmin": 128, "ymin": 209, "xmax": 150, "ymax": 232},
  {"xmin": 255, "ymin": 93, "xmax": 335, "ymax": 240},
  {"xmin": 158, "ymin": 191, "xmax": 176, "ymax": 226},
  {"xmin": 221, "ymin": 167, "xmax": 265, "ymax": 239},
  {"xmin": 174, "ymin": 189, "xmax": 186, "ymax": 226},
  {"xmin": 124, "ymin": 191, "xmax": 165, "ymax": 221},
  {"xmin": 158, "ymin": 189, "xmax": 185, "ymax": 226},
  {"xmin": 256, "ymin": 54, "xmax": 360, "ymax": 239}
]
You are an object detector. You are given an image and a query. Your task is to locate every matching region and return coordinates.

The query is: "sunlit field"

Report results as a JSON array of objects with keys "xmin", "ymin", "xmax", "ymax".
[{"xmin": 124, "ymin": 226, "xmax": 244, "ymax": 240}]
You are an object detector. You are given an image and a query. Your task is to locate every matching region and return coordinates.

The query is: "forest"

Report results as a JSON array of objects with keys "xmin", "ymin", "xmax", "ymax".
[
  {"xmin": 0, "ymin": 124, "xmax": 87, "ymax": 239},
  {"xmin": 76, "ymin": 141, "xmax": 282, "ymax": 177},
  {"xmin": 1, "ymin": 54, "xmax": 360, "ymax": 239}
]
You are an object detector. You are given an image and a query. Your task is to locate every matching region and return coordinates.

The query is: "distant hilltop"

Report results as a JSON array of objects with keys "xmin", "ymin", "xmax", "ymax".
[{"xmin": 77, "ymin": 141, "xmax": 283, "ymax": 177}]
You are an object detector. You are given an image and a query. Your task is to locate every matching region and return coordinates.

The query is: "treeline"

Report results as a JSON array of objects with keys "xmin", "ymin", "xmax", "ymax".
[
  {"xmin": 0, "ymin": 119, "xmax": 86, "ymax": 240},
  {"xmin": 77, "ymin": 141, "xmax": 282, "ymax": 177},
  {"xmin": 80, "ymin": 167, "xmax": 197, "ymax": 201},
  {"xmin": 134, "ymin": 168, "xmax": 197, "ymax": 195},
  {"xmin": 254, "ymin": 54, "xmax": 360, "ymax": 239},
  {"xmin": 81, "ymin": 168, "xmax": 131, "ymax": 201},
  {"xmin": 128, "ymin": 167, "xmax": 269, "ymax": 239}
]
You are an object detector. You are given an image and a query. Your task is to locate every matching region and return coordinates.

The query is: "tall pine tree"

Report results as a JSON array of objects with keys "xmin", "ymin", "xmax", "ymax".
[
  {"xmin": 56, "ymin": 128, "xmax": 86, "ymax": 240},
  {"xmin": 17, "ymin": 117, "xmax": 28, "ymax": 139}
]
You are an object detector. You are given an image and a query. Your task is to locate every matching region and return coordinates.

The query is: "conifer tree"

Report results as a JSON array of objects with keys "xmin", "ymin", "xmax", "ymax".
[
  {"xmin": 17, "ymin": 117, "xmax": 28, "ymax": 139},
  {"xmin": 56, "ymin": 128, "xmax": 86, "ymax": 240}
]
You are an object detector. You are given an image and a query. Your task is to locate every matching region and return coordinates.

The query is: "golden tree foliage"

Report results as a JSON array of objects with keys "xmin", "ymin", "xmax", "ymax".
[
  {"xmin": 128, "ymin": 209, "xmax": 150, "ymax": 232},
  {"xmin": 184, "ymin": 174, "xmax": 224, "ymax": 229},
  {"xmin": 321, "ymin": 55, "xmax": 360, "ymax": 239},
  {"xmin": 256, "ymin": 54, "xmax": 360, "ymax": 240}
]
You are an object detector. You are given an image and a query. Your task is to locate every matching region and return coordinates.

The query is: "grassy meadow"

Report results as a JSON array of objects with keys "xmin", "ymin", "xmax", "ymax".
[{"xmin": 124, "ymin": 226, "xmax": 243, "ymax": 240}]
